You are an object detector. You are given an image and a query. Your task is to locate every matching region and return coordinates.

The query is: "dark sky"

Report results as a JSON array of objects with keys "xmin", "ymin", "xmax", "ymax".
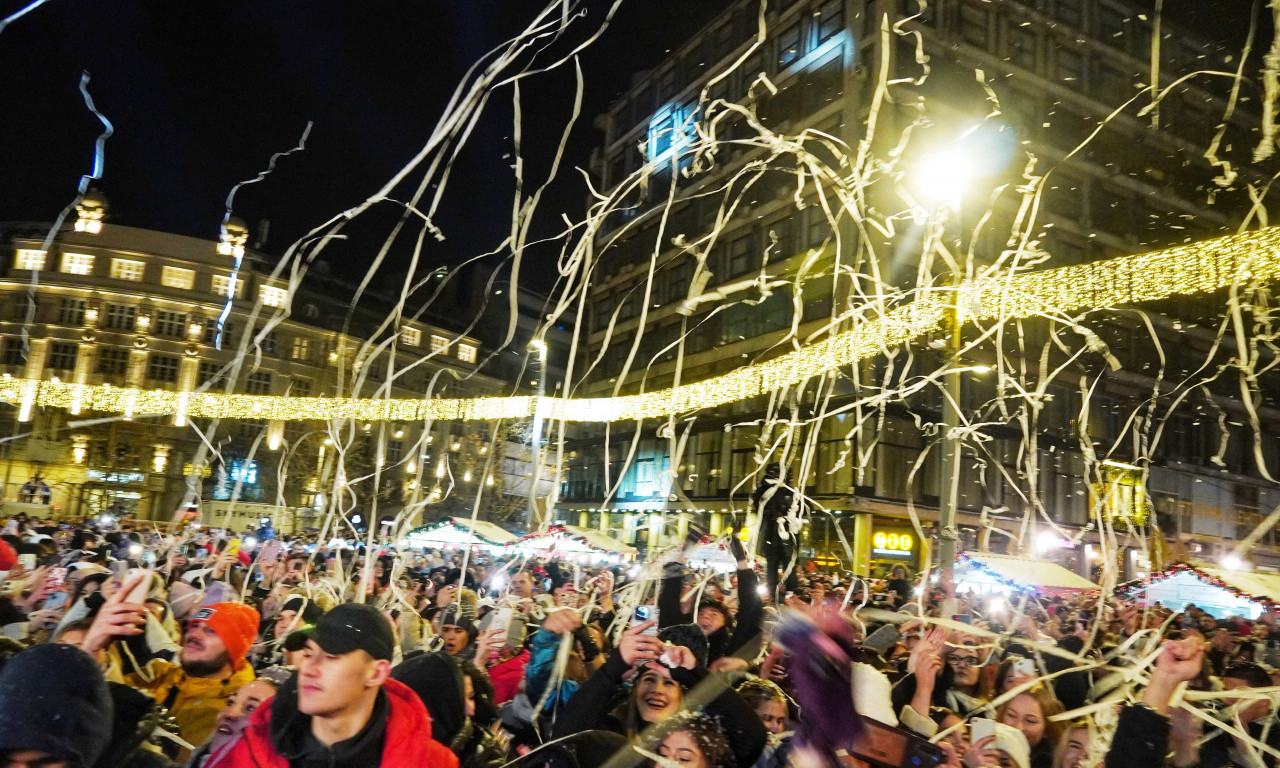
[
  {"xmin": 0, "ymin": 0, "xmax": 727, "ymax": 287},
  {"xmin": 0, "ymin": 0, "xmax": 1264, "ymax": 292}
]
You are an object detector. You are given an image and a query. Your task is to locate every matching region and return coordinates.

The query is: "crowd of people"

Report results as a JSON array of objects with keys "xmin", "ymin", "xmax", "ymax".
[{"xmin": 0, "ymin": 512, "xmax": 1272, "ymax": 768}]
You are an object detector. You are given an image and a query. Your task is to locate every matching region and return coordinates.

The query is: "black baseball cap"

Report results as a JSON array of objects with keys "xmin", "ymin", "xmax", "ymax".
[{"xmin": 310, "ymin": 603, "xmax": 394, "ymax": 661}]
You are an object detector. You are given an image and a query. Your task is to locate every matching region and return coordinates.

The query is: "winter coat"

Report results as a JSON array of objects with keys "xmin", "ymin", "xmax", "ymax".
[
  {"xmin": 390, "ymin": 651, "xmax": 508, "ymax": 768},
  {"xmin": 206, "ymin": 676, "xmax": 458, "ymax": 768},
  {"xmin": 488, "ymin": 648, "xmax": 529, "ymax": 705},
  {"xmin": 124, "ymin": 656, "xmax": 257, "ymax": 761}
]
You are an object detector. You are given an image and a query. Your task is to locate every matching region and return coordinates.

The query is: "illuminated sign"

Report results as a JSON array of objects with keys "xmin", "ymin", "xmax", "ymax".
[
  {"xmin": 86, "ymin": 470, "xmax": 146, "ymax": 484},
  {"xmin": 872, "ymin": 530, "xmax": 916, "ymax": 558}
]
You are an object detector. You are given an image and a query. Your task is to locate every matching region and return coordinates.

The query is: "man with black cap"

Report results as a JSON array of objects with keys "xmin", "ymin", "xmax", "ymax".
[{"xmin": 209, "ymin": 603, "xmax": 458, "ymax": 768}]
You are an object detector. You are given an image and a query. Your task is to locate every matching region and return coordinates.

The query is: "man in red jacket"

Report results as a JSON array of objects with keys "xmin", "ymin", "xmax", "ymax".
[{"xmin": 208, "ymin": 602, "xmax": 458, "ymax": 768}]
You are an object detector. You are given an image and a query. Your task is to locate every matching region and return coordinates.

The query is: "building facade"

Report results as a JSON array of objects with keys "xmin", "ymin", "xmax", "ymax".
[
  {"xmin": 558, "ymin": 0, "xmax": 1280, "ymax": 578},
  {"xmin": 0, "ymin": 203, "xmax": 507, "ymax": 532}
]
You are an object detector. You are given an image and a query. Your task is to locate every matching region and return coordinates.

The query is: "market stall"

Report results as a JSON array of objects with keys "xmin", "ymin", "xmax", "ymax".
[
  {"xmin": 514, "ymin": 524, "xmax": 637, "ymax": 562},
  {"xmin": 954, "ymin": 551, "xmax": 1099, "ymax": 596},
  {"xmin": 405, "ymin": 517, "xmax": 519, "ymax": 551},
  {"xmin": 1122, "ymin": 562, "xmax": 1280, "ymax": 618}
]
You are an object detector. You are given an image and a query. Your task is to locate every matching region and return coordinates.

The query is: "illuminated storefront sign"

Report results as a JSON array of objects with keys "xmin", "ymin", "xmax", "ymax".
[{"xmin": 872, "ymin": 529, "xmax": 916, "ymax": 559}]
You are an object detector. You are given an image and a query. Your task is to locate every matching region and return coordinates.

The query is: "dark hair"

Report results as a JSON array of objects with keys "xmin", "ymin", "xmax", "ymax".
[{"xmin": 1223, "ymin": 661, "xmax": 1271, "ymax": 688}]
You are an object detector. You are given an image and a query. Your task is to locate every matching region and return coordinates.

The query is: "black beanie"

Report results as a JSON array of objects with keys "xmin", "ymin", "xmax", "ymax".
[
  {"xmin": 0, "ymin": 644, "xmax": 113, "ymax": 767},
  {"xmin": 390, "ymin": 651, "xmax": 467, "ymax": 751},
  {"xmin": 440, "ymin": 603, "xmax": 477, "ymax": 641},
  {"xmin": 280, "ymin": 594, "xmax": 324, "ymax": 625},
  {"xmin": 658, "ymin": 623, "xmax": 709, "ymax": 668}
]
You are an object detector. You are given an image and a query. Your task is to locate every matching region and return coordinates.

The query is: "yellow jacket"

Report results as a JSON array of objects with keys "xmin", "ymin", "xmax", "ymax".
[{"xmin": 125, "ymin": 658, "xmax": 256, "ymax": 759}]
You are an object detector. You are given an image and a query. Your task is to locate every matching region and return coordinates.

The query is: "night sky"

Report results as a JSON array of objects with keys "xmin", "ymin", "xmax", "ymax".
[
  {"xmin": 0, "ymin": 1, "xmax": 1263, "ymax": 291},
  {"xmin": 0, "ymin": 0, "xmax": 727, "ymax": 287}
]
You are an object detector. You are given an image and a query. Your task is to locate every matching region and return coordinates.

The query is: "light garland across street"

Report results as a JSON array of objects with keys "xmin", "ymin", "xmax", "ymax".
[{"xmin": 3, "ymin": 226, "xmax": 1278, "ymax": 424}]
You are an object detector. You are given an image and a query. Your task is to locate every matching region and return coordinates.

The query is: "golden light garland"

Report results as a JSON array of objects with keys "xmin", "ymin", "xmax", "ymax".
[{"xmin": 3, "ymin": 227, "xmax": 1278, "ymax": 424}]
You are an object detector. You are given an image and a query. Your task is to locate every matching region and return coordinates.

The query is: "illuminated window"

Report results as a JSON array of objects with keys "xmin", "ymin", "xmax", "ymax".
[
  {"xmin": 259, "ymin": 285, "xmax": 288, "ymax": 308},
  {"xmin": 430, "ymin": 335, "xmax": 449, "ymax": 353},
  {"xmin": 457, "ymin": 343, "xmax": 477, "ymax": 363},
  {"xmin": 230, "ymin": 459, "xmax": 258, "ymax": 485},
  {"xmin": 46, "ymin": 342, "xmax": 78, "ymax": 371},
  {"xmin": 291, "ymin": 337, "xmax": 311, "ymax": 361},
  {"xmin": 401, "ymin": 327, "xmax": 422, "ymax": 346},
  {"xmin": 161, "ymin": 266, "xmax": 195, "ymax": 290},
  {"xmin": 60, "ymin": 252, "xmax": 94, "ymax": 275},
  {"xmin": 211, "ymin": 274, "xmax": 243, "ymax": 298},
  {"xmin": 15, "ymin": 250, "xmax": 47, "ymax": 270},
  {"xmin": 111, "ymin": 259, "xmax": 145, "ymax": 281},
  {"xmin": 146, "ymin": 354, "xmax": 180, "ymax": 383}
]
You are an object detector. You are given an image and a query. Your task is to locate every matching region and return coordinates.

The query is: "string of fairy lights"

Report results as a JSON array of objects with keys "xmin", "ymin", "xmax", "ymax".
[{"xmin": 3, "ymin": 225, "xmax": 1278, "ymax": 424}]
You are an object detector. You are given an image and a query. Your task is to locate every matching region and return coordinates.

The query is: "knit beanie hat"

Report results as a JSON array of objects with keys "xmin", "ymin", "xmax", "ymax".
[
  {"xmin": 658, "ymin": 623, "xmax": 709, "ymax": 669},
  {"xmin": 280, "ymin": 594, "xmax": 324, "ymax": 625},
  {"xmin": 0, "ymin": 538, "xmax": 16, "ymax": 572},
  {"xmin": 191, "ymin": 602, "xmax": 260, "ymax": 668},
  {"xmin": 439, "ymin": 603, "xmax": 477, "ymax": 642},
  {"xmin": 0, "ymin": 644, "xmax": 113, "ymax": 767}
]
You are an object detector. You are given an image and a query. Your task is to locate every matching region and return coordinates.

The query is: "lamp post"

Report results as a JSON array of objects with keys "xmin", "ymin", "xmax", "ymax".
[
  {"xmin": 526, "ymin": 338, "xmax": 548, "ymax": 531},
  {"xmin": 913, "ymin": 123, "xmax": 1010, "ymax": 584}
]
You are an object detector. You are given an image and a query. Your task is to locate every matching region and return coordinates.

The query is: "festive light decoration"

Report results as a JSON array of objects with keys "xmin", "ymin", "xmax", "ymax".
[
  {"xmin": 1117, "ymin": 562, "xmax": 1278, "ymax": 610},
  {"xmin": 3, "ymin": 227, "xmax": 1279, "ymax": 423}
]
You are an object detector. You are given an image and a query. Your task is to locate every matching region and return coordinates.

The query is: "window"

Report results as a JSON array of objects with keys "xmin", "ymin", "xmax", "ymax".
[
  {"xmin": 401, "ymin": 327, "xmax": 422, "ymax": 346},
  {"xmin": 289, "ymin": 379, "xmax": 312, "ymax": 397},
  {"xmin": 161, "ymin": 266, "xmax": 195, "ymax": 290},
  {"xmin": 387, "ymin": 440, "xmax": 403, "ymax": 464},
  {"xmin": 959, "ymin": 5, "xmax": 989, "ymax": 47},
  {"xmin": 211, "ymin": 274, "xmax": 243, "ymax": 298},
  {"xmin": 291, "ymin": 337, "xmax": 311, "ymax": 361},
  {"xmin": 46, "ymin": 342, "xmax": 78, "ymax": 372},
  {"xmin": 198, "ymin": 361, "xmax": 223, "ymax": 386},
  {"xmin": 111, "ymin": 259, "xmax": 145, "ymax": 281},
  {"xmin": 430, "ymin": 335, "xmax": 449, "ymax": 353},
  {"xmin": 1056, "ymin": 49, "xmax": 1084, "ymax": 83},
  {"xmin": 59, "ymin": 298, "xmax": 85, "ymax": 325},
  {"xmin": 1, "ymin": 338, "xmax": 24, "ymax": 366},
  {"xmin": 14, "ymin": 249, "xmax": 46, "ymax": 270},
  {"xmin": 457, "ymin": 343, "xmax": 477, "ymax": 363},
  {"xmin": 204, "ymin": 320, "xmax": 233, "ymax": 346},
  {"xmin": 777, "ymin": 22, "xmax": 803, "ymax": 69},
  {"xmin": 816, "ymin": 0, "xmax": 844, "ymax": 43},
  {"xmin": 146, "ymin": 354, "xmax": 180, "ymax": 383},
  {"xmin": 97, "ymin": 348, "xmax": 129, "ymax": 376},
  {"xmin": 245, "ymin": 371, "xmax": 272, "ymax": 395},
  {"xmin": 154, "ymin": 310, "xmax": 187, "ymax": 339},
  {"xmin": 60, "ymin": 252, "xmax": 94, "ymax": 275},
  {"xmin": 728, "ymin": 235, "xmax": 754, "ymax": 277},
  {"xmin": 259, "ymin": 285, "xmax": 288, "ymax": 308},
  {"xmin": 103, "ymin": 304, "xmax": 136, "ymax": 331},
  {"xmin": 254, "ymin": 327, "xmax": 277, "ymax": 356},
  {"xmin": 230, "ymin": 459, "xmax": 258, "ymax": 485}
]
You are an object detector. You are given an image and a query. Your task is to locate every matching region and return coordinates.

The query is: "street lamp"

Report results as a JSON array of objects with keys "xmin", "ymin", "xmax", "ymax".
[
  {"xmin": 526, "ymin": 338, "xmax": 548, "ymax": 530},
  {"xmin": 910, "ymin": 122, "xmax": 1013, "ymax": 583}
]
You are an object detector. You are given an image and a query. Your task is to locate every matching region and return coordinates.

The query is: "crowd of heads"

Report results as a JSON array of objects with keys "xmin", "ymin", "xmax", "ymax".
[{"xmin": 0, "ymin": 512, "xmax": 1275, "ymax": 768}]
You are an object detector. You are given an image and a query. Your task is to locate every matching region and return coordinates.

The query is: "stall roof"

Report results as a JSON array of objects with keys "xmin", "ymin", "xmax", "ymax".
[
  {"xmin": 406, "ymin": 517, "xmax": 518, "ymax": 547},
  {"xmin": 961, "ymin": 552, "xmax": 1098, "ymax": 590},
  {"xmin": 518, "ymin": 525, "xmax": 637, "ymax": 556},
  {"xmin": 1196, "ymin": 564, "xmax": 1280, "ymax": 603}
]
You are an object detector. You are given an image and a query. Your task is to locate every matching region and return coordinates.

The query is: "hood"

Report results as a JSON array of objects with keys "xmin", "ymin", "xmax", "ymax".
[
  {"xmin": 390, "ymin": 650, "xmax": 467, "ymax": 749},
  {"xmin": 0, "ymin": 643, "xmax": 113, "ymax": 767}
]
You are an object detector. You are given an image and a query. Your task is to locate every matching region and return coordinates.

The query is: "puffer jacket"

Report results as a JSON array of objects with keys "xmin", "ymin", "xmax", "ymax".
[{"xmin": 206, "ymin": 676, "xmax": 458, "ymax": 768}]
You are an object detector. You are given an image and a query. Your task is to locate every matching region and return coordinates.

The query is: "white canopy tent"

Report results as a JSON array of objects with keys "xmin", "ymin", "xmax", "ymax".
[{"xmin": 954, "ymin": 552, "xmax": 1099, "ymax": 595}]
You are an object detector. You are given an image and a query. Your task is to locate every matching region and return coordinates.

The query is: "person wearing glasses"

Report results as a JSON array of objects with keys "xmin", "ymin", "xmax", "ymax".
[{"xmin": 894, "ymin": 627, "xmax": 990, "ymax": 725}]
